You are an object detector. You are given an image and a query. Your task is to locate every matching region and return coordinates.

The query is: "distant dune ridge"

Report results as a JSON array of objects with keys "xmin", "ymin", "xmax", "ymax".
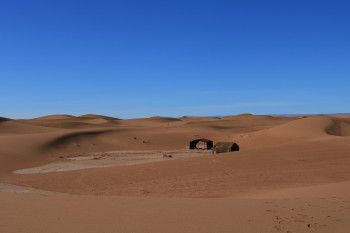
[
  {"xmin": 0, "ymin": 117, "xmax": 12, "ymax": 122},
  {"xmin": 0, "ymin": 113, "xmax": 350, "ymax": 233},
  {"xmin": 269, "ymin": 113, "xmax": 350, "ymax": 117},
  {"xmin": 33, "ymin": 114, "xmax": 75, "ymax": 120},
  {"xmin": 78, "ymin": 114, "xmax": 121, "ymax": 120}
]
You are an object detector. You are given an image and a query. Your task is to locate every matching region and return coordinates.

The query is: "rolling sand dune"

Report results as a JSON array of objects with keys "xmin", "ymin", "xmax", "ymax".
[
  {"xmin": 20, "ymin": 114, "xmax": 121, "ymax": 129},
  {"xmin": 0, "ymin": 120, "xmax": 58, "ymax": 135},
  {"xmin": 262, "ymin": 115, "xmax": 350, "ymax": 137},
  {"xmin": 180, "ymin": 116, "xmax": 221, "ymax": 121},
  {"xmin": 0, "ymin": 114, "xmax": 349, "ymax": 232},
  {"xmin": 141, "ymin": 116, "xmax": 182, "ymax": 122},
  {"xmin": 185, "ymin": 115, "xmax": 294, "ymax": 133},
  {"xmin": 0, "ymin": 116, "xmax": 12, "ymax": 122},
  {"xmin": 78, "ymin": 114, "xmax": 121, "ymax": 120},
  {"xmin": 334, "ymin": 114, "xmax": 350, "ymax": 119},
  {"xmin": 123, "ymin": 116, "xmax": 183, "ymax": 125},
  {"xmin": 32, "ymin": 114, "xmax": 75, "ymax": 120},
  {"xmin": 232, "ymin": 116, "xmax": 350, "ymax": 149}
]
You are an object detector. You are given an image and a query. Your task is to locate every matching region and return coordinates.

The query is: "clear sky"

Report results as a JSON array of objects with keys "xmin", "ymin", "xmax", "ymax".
[{"xmin": 1, "ymin": 0, "xmax": 349, "ymax": 119}]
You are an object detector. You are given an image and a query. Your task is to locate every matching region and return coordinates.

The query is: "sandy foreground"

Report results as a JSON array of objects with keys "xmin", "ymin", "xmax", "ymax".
[{"xmin": 0, "ymin": 114, "xmax": 350, "ymax": 232}]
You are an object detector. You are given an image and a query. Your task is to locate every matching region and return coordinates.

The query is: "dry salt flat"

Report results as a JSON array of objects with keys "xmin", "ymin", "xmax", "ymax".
[{"xmin": 13, "ymin": 149, "xmax": 211, "ymax": 174}]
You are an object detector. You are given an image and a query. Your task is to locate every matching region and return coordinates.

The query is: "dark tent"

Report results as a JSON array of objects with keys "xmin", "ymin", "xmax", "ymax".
[
  {"xmin": 212, "ymin": 142, "xmax": 239, "ymax": 154},
  {"xmin": 189, "ymin": 139, "xmax": 213, "ymax": 150}
]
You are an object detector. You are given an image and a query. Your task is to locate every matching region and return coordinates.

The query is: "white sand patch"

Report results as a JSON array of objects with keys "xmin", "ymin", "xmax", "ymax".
[
  {"xmin": 0, "ymin": 183, "xmax": 61, "ymax": 194},
  {"xmin": 13, "ymin": 149, "xmax": 212, "ymax": 174},
  {"xmin": 13, "ymin": 162, "xmax": 110, "ymax": 174}
]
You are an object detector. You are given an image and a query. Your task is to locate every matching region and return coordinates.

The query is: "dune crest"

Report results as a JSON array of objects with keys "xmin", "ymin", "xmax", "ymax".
[
  {"xmin": 33, "ymin": 114, "xmax": 75, "ymax": 120},
  {"xmin": 78, "ymin": 114, "xmax": 121, "ymax": 120}
]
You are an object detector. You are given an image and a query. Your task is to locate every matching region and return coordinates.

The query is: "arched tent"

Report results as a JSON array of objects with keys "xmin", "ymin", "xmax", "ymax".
[
  {"xmin": 189, "ymin": 139, "xmax": 213, "ymax": 150},
  {"xmin": 212, "ymin": 142, "xmax": 239, "ymax": 154}
]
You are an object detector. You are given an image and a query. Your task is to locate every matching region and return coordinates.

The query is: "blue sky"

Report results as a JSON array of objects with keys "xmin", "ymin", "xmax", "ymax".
[{"xmin": 1, "ymin": 0, "xmax": 349, "ymax": 119}]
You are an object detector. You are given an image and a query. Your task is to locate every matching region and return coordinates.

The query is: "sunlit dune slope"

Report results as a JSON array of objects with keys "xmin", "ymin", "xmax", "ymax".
[
  {"xmin": 78, "ymin": 114, "xmax": 121, "ymax": 120},
  {"xmin": 18, "ymin": 114, "xmax": 121, "ymax": 129},
  {"xmin": 33, "ymin": 114, "xmax": 75, "ymax": 120},
  {"xmin": 233, "ymin": 116, "xmax": 350, "ymax": 149}
]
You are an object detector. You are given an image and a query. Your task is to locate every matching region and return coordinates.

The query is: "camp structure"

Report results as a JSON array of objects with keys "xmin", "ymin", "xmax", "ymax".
[
  {"xmin": 212, "ymin": 142, "xmax": 239, "ymax": 154},
  {"xmin": 189, "ymin": 139, "xmax": 213, "ymax": 150}
]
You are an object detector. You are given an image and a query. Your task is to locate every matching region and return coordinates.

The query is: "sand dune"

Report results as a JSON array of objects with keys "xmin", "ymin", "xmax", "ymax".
[
  {"xmin": 0, "ymin": 116, "xmax": 12, "ymax": 122},
  {"xmin": 231, "ymin": 116, "xmax": 350, "ymax": 149},
  {"xmin": 185, "ymin": 115, "xmax": 294, "ymax": 133},
  {"xmin": 180, "ymin": 116, "xmax": 221, "ymax": 121},
  {"xmin": 41, "ymin": 129, "xmax": 115, "ymax": 150},
  {"xmin": 334, "ymin": 114, "xmax": 350, "ymax": 118},
  {"xmin": 78, "ymin": 114, "xmax": 121, "ymax": 120},
  {"xmin": 149, "ymin": 116, "xmax": 182, "ymax": 122},
  {"xmin": 1, "ymin": 114, "xmax": 349, "ymax": 233},
  {"xmin": 27, "ymin": 120, "xmax": 106, "ymax": 129},
  {"xmin": 221, "ymin": 113, "xmax": 273, "ymax": 119},
  {"xmin": 20, "ymin": 114, "xmax": 121, "ymax": 129},
  {"xmin": 33, "ymin": 114, "xmax": 75, "ymax": 120},
  {"xmin": 263, "ymin": 115, "xmax": 350, "ymax": 137},
  {"xmin": 125, "ymin": 116, "xmax": 182, "ymax": 124},
  {"xmin": 0, "ymin": 120, "xmax": 57, "ymax": 135}
]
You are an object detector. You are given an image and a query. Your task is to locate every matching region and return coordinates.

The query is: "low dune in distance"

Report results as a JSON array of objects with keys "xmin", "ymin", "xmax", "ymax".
[
  {"xmin": 0, "ymin": 113, "xmax": 349, "ymax": 233},
  {"xmin": 0, "ymin": 117, "xmax": 12, "ymax": 122}
]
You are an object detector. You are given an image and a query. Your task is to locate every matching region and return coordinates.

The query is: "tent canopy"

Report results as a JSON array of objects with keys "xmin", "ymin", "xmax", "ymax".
[{"xmin": 189, "ymin": 139, "xmax": 213, "ymax": 150}]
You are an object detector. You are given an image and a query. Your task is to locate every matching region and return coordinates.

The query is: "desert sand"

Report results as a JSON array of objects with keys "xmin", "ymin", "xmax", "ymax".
[{"xmin": 1, "ymin": 114, "xmax": 350, "ymax": 233}]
